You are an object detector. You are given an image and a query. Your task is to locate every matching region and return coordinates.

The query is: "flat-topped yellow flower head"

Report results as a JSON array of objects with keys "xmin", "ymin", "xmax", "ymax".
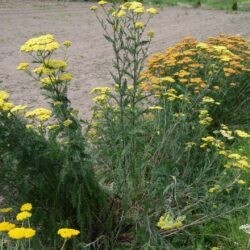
[
  {"xmin": 135, "ymin": 21, "xmax": 144, "ymax": 29},
  {"xmin": 0, "ymin": 207, "xmax": 13, "ymax": 213},
  {"xmin": 0, "ymin": 90, "xmax": 9, "ymax": 101},
  {"xmin": 0, "ymin": 222, "xmax": 15, "ymax": 232},
  {"xmin": 90, "ymin": 5, "xmax": 98, "ymax": 11},
  {"xmin": 63, "ymin": 41, "xmax": 72, "ymax": 47},
  {"xmin": 8, "ymin": 227, "xmax": 36, "ymax": 239},
  {"xmin": 98, "ymin": 0, "xmax": 108, "ymax": 6},
  {"xmin": 146, "ymin": 7, "xmax": 158, "ymax": 14},
  {"xmin": 20, "ymin": 203, "xmax": 32, "ymax": 212},
  {"xmin": 17, "ymin": 62, "xmax": 29, "ymax": 71},
  {"xmin": 44, "ymin": 59, "xmax": 67, "ymax": 69},
  {"xmin": 25, "ymin": 108, "xmax": 52, "ymax": 122},
  {"xmin": 16, "ymin": 211, "xmax": 32, "ymax": 221},
  {"xmin": 20, "ymin": 34, "xmax": 60, "ymax": 52},
  {"xmin": 57, "ymin": 228, "xmax": 80, "ymax": 239}
]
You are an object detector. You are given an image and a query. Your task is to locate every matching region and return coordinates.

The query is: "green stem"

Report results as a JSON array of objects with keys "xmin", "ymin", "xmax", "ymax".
[
  {"xmin": 0, "ymin": 233, "xmax": 4, "ymax": 250},
  {"xmin": 60, "ymin": 239, "xmax": 67, "ymax": 250},
  {"xmin": 15, "ymin": 240, "xmax": 19, "ymax": 250}
]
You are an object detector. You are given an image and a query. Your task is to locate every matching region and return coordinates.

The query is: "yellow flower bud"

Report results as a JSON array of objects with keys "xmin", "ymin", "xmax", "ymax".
[
  {"xmin": 135, "ymin": 21, "xmax": 144, "ymax": 29},
  {"xmin": 98, "ymin": 0, "xmax": 108, "ymax": 6},
  {"xmin": 63, "ymin": 41, "xmax": 72, "ymax": 47},
  {"xmin": 17, "ymin": 62, "xmax": 29, "ymax": 71},
  {"xmin": 147, "ymin": 29, "xmax": 155, "ymax": 38},
  {"xmin": 146, "ymin": 7, "xmax": 158, "ymax": 14},
  {"xmin": 90, "ymin": 5, "xmax": 98, "ymax": 11}
]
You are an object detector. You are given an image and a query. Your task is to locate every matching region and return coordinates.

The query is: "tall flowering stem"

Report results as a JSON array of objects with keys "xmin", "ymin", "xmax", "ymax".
[
  {"xmin": 18, "ymin": 35, "xmax": 106, "ymax": 242},
  {"xmin": 91, "ymin": 1, "xmax": 158, "ymax": 177},
  {"xmin": 18, "ymin": 34, "xmax": 81, "ymax": 139}
]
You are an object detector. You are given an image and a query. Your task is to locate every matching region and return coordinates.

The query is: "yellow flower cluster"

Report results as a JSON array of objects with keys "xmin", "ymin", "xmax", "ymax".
[
  {"xmin": 98, "ymin": 0, "xmax": 108, "ymax": 5},
  {"xmin": 120, "ymin": 1, "xmax": 144, "ymax": 14},
  {"xmin": 221, "ymin": 151, "xmax": 250, "ymax": 170},
  {"xmin": 148, "ymin": 106, "xmax": 163, "ymax": 111},
  {"xmin": 17, "ymin": 62, "xmax": 29, "ymax": 71},
  {"xmin": 0, "ymin": 90, "xmax": 29, "ymax": 117},
  {"xmin": 161, "ymin": 76, "xmax": 175, "ymax": 83},
  {"xmin": 44, "ymin": 59, "xmax": 67, "ymax": 69},
  {"xmin": 157, "ymin": 213, "xmax": 185, "ymax": 231},
  {"xmin": 0, "ymin": 222, "xmax": 15, "ymax": 232},
  {"xmin": 0, "ymin": 90, "xmax": 14, "ymax": 112},
  {"xmin": 57, "ymin": 228, "xmax": 80, "ymax": 239},
  {"xmin": 0, "ymin": 203, "xmax": 36, "ymax": 240},
  {"xmin": 40, "ymin": 77, "xmax": 54, "ymax": 85},
  {"xmin": 135, "ymin": 21, "xmax": 144, "ymax": 29},
  {"xmin": 198, "ymin": 109, "xmax": 213, "ymax": 126},
  {"xmin": 208, "ymin": 184, "xmax": 221, "ymax": 193},
  {"xmin": 146, "ymin": 7, "xmax": 158, "ymax": 14},
  {"xmin": 20, "ymin": 34, "xmax": 60, "ymax": 52},
  {"xmin": 91, "ymin": 87, "xmax": 111, "ymax": 95},
  {"xmin": 63, "ymin": 40, "xmax": 72, "ymax": 47},
  {"xmin": 0, "ymin": 207, "xmax": 13, "ymax": 213},
  {"xmin": 20, "ymin": 203, "xmax": 32, "ymax": 212},
  {"xmin": 238, "ymin": 179, "xmax": 246, "ymax": 185},
  {"xmin": 216, "ymin": 124, "xmax": 234, "ymax": 140},
  {"xmin": 200, "ymin": 136, "xmax": 224, "ymax": 149},
  {"xmin": 147, "ymin": 29, "xmax": 155, "ymax": 38},
  {"xmin": 112, "ymin": 9, "xmax": 126, "ymax": 18},
  {"xmin": 8, "ymin": 227, "xmax": 36, "ymax": 239},
  {"xmin": 33, "ymin": 60, "xmax": 69, "ymax": 84},
  {"xmin": 235, "ymin": 129, "xmax": 250, "ymax": 138},
  {"xmin": 211, "ymin": 247, "xmax": 220, "ymax": 250},
  {"xmin": 91, "ymin": 87, "xmax": 112, "ymax": 105},
  {"xmin": 33, "ymin": 66, "xmax": 55, "ymax": 75},
  {"xmin": 0, "ymin": 90, "xmax": 9, "ymax": 100},
  {"xmin": 10, "ymin": 105, "xmax": 27, "ymax": 115},
  {"xmin": 15, "ymin": 202, "xmax": 33, "ymax": 223},
  {"xmin": 25, "ymin": 108, "xmax": 52, "ymax": 122},
  {"xmin": 200, "ymin": 123, "xmax": 250, "ymax": 170},
  {"xmin": 93, "ymin": 1, "xmax": 158, "ymax": 17},
  {"xmin": 63, "ymin": 119, "xmax": 73, "ymax": 127},
  {"xmin": 40, "ymin": 73, "xmax": 73, "ymax": 86},
  {"xmin": 16, "ymin": 211, "xmax": 32, "ymax": 221},
  {"xmin": 90, "ymin": 5, "xmax": 98, "ymax": 11},
  {"xmin": 141, "ymin": 35, "xmax": 249, "ymax": 94},
  {"xmin": 93, "ymin": 94, "xmax": 109, "ymax": 105},
  {"xmin": 59, "ymin": 73, "xmax": 73, "ymax": 82},
  {"xmin": 0, "ymin": 202, "xmax": 83, "ymax": 245},
  {"xmin": 201, "ymin": 96, "xmax": 220, "ymax": 105},
  {"xmin": 19, "ymin": 35, "xmax": 73, "ymax": 91},
  {"xmin": 162, "ymin": 88, "xmax": 189, "ymax": 102}
]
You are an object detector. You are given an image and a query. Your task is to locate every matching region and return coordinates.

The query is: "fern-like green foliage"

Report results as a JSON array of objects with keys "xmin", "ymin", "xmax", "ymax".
[{"xmin": 0, "ymin": 110, "xmax": 107, "ymax": 247}]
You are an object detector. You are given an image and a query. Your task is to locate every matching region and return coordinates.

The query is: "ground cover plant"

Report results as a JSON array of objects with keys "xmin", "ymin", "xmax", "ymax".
[{"xmin": 0, "ymin": 1, "xmax": 250, "ymax": 249}]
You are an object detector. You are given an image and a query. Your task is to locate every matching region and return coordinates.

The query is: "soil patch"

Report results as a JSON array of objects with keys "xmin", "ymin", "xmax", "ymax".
[{"xmin": 0, "ymin": 0, "xmax": 249, "ymax": 118}]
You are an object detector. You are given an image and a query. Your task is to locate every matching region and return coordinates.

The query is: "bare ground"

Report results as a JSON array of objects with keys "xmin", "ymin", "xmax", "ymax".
[{"xmin": 0, "ymin": 0, "xmax": 249, "ymax": 118}]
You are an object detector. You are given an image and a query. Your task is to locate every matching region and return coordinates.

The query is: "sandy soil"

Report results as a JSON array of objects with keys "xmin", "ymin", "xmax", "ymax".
[{"xmin": 0, "ymin": 0, "xmax": 249, "ymax": 118}]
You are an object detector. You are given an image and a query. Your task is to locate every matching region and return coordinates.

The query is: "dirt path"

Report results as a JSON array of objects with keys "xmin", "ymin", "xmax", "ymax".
[{"xmin": 0, "ymin": 0, "xmax": 249, "ymax": 118}]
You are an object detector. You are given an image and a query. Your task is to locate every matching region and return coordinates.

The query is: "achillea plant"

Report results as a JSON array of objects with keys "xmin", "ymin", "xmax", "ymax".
[
  {"xmin": 88, "ymin": 1, "xmax": 250, "ymax": 247},
  {"xmin": 0, "ymin": 34, "xmax": 106, "ymax": 247},
  {"xmin": 89, "ymin": 0, "xmax": 158, "ymax": 202},
  {"xmin": 0, "ymin": 203, "xmax": 36, "ymax": 250},
  {"xmin": 141, "ymin": 35, "xmax": 250, "ymax": 127},
  {"xmin": 0, "ymin": 202, "xmax": 80, "ymax": 250}
]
